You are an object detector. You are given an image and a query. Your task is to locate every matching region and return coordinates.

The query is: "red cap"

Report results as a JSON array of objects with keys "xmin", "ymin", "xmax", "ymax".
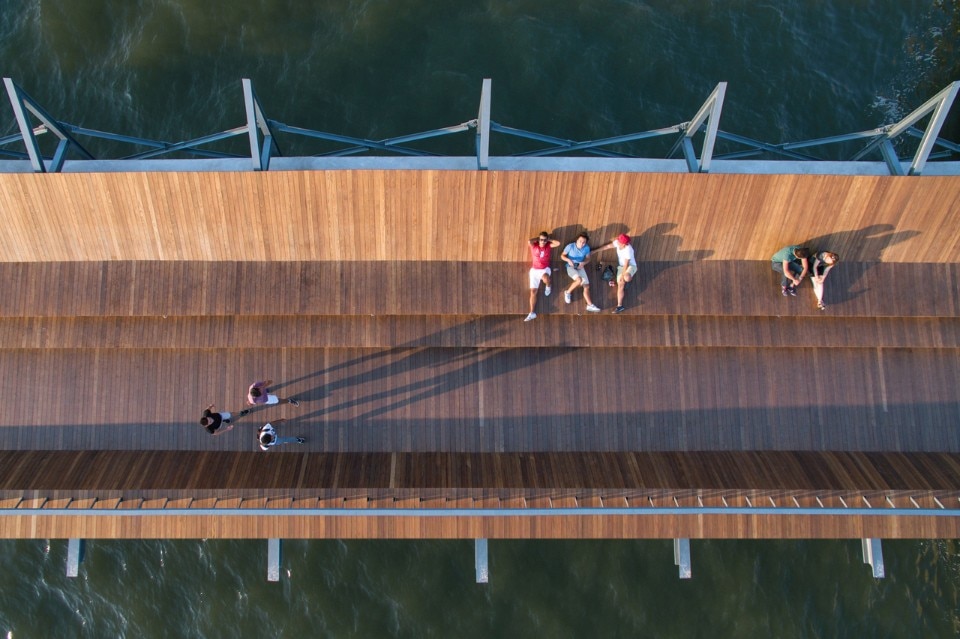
[{"xmin": 617, "ymin": 233, "xmax": 630, "ymax": 245}]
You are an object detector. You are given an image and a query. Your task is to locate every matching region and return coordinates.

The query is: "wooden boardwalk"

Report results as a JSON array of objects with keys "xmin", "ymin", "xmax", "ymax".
[{"xmin": 0, "ymin": 169, "xmax": 958, "ymax": 539}]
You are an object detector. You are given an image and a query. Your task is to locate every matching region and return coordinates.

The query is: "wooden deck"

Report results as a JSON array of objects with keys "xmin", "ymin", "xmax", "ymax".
[{"xmin": 0, "ymin": 169, "xmax": 958, "ymax": 539}]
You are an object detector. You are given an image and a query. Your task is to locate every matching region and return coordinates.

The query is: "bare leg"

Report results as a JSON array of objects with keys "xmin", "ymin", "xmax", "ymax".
[
  {"xmin": 582, "ymin": 284, "xmax": 594, "ymax": 306},
  {"xmin": 812, "ymin": 278, "xmax": 825, "ymax": 308},
  {"xmin": 617, "ymin": 273, "xmax": 632, "ymax": 307},
  {"xmin": 529, "ymin": 288, "xmax": 538, "ymax": 314}
]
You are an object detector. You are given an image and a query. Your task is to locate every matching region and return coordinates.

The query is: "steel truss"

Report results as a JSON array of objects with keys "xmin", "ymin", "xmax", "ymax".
[{"xmin": 2, "ymin": 77, "xmax": 958, "ymax": 174}]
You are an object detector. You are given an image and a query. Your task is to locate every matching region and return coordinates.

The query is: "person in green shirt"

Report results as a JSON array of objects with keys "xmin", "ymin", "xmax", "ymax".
[{"xmin": 771, "ymin": 245, "xmax": 810, "ymax": 297}]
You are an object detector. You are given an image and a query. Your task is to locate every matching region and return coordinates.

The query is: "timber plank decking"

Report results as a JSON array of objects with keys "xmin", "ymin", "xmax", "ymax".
[
  {"xmin": 0, "ymin": 451, "xmax": 958, "ymax": 492},
  {"xmin": 0, "ymin": 346, "xmax": 957, "ymax": 453},
  {"xmin": 2, "ymin": 261, "xmax": 958, "ymax": 317},
  {"xmin": 0, "ymin": 171, "xmax": 957, "ymax": 263},
  {"xmin": 1, "ymin": 316, "xmax": 959, "ymax": 349},
  {"xmin": 0, "ymin": 169, "xmax": 958, "ymax": 539}
]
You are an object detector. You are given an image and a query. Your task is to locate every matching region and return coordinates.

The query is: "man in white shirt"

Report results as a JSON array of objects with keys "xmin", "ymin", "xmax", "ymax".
[
  {"xmin": 597, "ymin": 233, "xmax": 637, "ymax": 314},
  {"xmin": 257, "ymin": 419, "xmax": 305, "ymax": 451}
]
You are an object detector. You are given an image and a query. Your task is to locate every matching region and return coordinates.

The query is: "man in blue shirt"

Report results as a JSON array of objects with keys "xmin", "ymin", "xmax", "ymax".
[
  {"xmin": 561, "ymin": 232, "xmax": 601, "ymax": 312},
  {"xmin": 771, "ymin": 245, "xmax": 810, "ymax": 296}
]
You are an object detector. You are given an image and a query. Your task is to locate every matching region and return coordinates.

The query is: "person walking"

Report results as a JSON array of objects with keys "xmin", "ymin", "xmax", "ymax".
[
  {"xmin": 525, "ymin": 231, "xmax": 561, "ymax": 322},
  {"xmin": 561, "ymin": 232, "xmax": 601, "ymax": 312},
  {"xmin": 257, "ymin": 419, "xmax": 305, "ymax": 451},
  {"xmin": 247, "ymin": 379, "xmax": 300, "ymax": 407},
  {"xmin": 809, "ymin": 251, "xmax": 839, "ymax": 310},
  {"xmin": 771, "ymin": 245, "xmax": 811, "ymax": 297},
  {"xmin": 200, "ymin": 403, "xmax": 247, "ymax": 436},
  {"xmin": 597, "ymin": 233, "xmax": 637, "ymax": 313}
]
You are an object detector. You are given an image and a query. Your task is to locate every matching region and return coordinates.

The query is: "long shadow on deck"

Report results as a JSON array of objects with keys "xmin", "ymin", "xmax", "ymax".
[
  {"xmin": 4, "ymin": 400, "xmax": 958, "ymax": 453},
  {"xmin": 795, "ymin": 224, "xmax": 921, "ymax": 305}
]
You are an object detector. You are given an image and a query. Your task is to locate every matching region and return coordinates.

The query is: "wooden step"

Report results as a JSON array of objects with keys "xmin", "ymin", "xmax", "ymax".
[
  {"xmin": 0, "ymin": 450, "xmax": 957, "ymax": 493},
  {"xmin": 2, "ymin": 314, "xmax": 959, "ymax": 349},
  {"xmin": 3, "ymin": 261, "xmax": 958, "ymax": 317}
]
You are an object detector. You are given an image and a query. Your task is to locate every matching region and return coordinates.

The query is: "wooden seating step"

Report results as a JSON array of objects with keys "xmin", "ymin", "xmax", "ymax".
[
  {"xmin": 3, "ymin": 261, "xmax": 957, "ymax": 318},
  {"xmin": 2, "ymin": 314, "xmax": 959, "ymax": 349},
  {"xmin": 0, "ymin": 450, "xmax": 957, "ymax": 494},
  {"xmin": 0, "ymin": 345, "xmax": 957, "ymax": 453}
]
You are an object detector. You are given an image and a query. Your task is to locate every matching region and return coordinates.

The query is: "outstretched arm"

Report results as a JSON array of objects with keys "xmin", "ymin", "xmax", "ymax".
[{"xmin": 212, "ymin": 423, "xmax": 234, "ymax": 436}]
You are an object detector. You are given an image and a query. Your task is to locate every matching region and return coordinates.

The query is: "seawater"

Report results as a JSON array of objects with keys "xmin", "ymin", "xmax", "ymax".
[{"xmin": 0, "ymin": 1, "xmax": 958, "ymax": 637}]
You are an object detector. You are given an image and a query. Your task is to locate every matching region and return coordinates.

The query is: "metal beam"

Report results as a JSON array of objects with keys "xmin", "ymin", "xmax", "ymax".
[
  {"xmin": 475, "ymin": 538, "xmax": 489, "ymax": 583},
  {"xmin": 477, "ymin": 79, "xmax": 491, "ymax": 170},
  {"xmin": 681, "ymin": 82, "xmax": 727, "ymax": 173},
  {"xmin": 4, "ymin": 78, "xmax": 47, "ymax": 171},
  {"xmin": 673, "ymin": 538, "xmax": 691, "ymax": 579},
  {"xmin": 243, "ymin": 79, "xmax": 276, "ymax": 170},
  {"xmin": 66, "ymin": 538, "xmax": 84, "ymax": 578},
  {"xmin": 851, "ymin": 82, "xmax": 960, "ymax": 174},
  {"xmin": 904, "ymin": 81, "xmax": 960, "ymax": 175},
  {"xmin": 267, "ymin": 538, "xmax": 281, "ymax": 582},
  {"xmin": 861, "ymin": 538, "xmax": 885, "ymax": 578},
  {"xmin": 3, "ymin": 77, "xmax": 94, "ymax": 172}
]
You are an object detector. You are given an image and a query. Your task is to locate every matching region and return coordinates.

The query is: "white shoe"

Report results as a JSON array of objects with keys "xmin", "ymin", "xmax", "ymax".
[
  {"xmin": 564, "ymin": 291, "xmax": 572, "ymax": 304},
  {"xmin": 544, "ymin": 286, "xmax": 552, "ymax": 296},
  {"xmin": 524, "ymin": 312, "xmax": 537, "ymax": 322},
  {"xmin": 586, "ymin": 304, "xmax": 600, "ymax": 312}
]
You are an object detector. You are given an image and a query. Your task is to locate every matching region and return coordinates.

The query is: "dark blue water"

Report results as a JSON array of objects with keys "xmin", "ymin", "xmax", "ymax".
[{"xmin": 1, "ymin": 1, "xmax": 958, "ymax": 637}]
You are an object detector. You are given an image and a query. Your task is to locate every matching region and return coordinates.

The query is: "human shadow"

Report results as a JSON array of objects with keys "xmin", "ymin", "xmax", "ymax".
[
  {"xmin": 296, "ymin": 345, "xmax": 566, "ymax": 424},
  {"xmin": 629, "ymin": 223, "xmax": 714, "ymax": 295},
  {"xmin": 797, "ymin": 224, "xmax": 921, "ymax": 304},
  {"xmin": 550, "ymin": 224, "xmax": 589, "ymax": 247},
  {"xmin": 269, "ymin": 316, "xmax": 511, "ymax": 406},
  {"xmin": 302, "ymin": 348, "xmax": 564, "ymax": 422}
]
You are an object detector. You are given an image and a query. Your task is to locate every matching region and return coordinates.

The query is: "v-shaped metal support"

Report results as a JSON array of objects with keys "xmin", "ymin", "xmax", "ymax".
[
  {"xmin": 3, "ymin": 77, "xmax": 94, "ymax": 172},
  {"xmin": 851, "ymin": 81, "xmax": 959, "ymax": 175},
  {"xmin": 242, "ymin": 79, "xmax": 284, "ymax": 171},
  {"xmin": 672, "ymin": 82, "xmax": 727, "ymax": 173}
]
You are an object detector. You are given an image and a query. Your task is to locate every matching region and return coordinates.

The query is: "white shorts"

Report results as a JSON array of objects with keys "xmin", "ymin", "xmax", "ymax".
[
  {"xmin": 566, "ymin": 265, "xmax": 589, "ymax": 285},
  {"xmin": 529, "ymin": 267, "xmax": 551, "ymax": 289},
  {"xmin": 618, "ymin": 264, "xmax": 638, "ymax": 281},
  {"xmin": 265, "ymin": 394, "xmax": 280, "ymax": 405}
]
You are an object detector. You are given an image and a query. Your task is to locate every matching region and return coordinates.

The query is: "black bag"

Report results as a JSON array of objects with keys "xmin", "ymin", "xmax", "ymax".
[{"xmin": 601, "ymin": 264, "xmax": 615, "ymax": 282}]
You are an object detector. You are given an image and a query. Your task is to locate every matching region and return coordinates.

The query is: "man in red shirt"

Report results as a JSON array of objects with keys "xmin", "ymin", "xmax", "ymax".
[{"xmin": 525, "ymin": 231, "xmax": 561, "ymax": 321}]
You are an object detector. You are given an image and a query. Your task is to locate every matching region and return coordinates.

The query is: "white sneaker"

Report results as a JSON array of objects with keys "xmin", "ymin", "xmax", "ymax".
[
  {"xmin": 564, "ymin": 291, "xmax": 572, "ymax": 304},
  {"xmin": 524, "ymin": 312, "xmax": 537, "ymax": 322},
  {"xmin": 544, "ymin": 286, "xmax": 552, "ymax": 296},
  {"xmin": 586, "ymin": 304, "xmax": 600, "ymax": 312}
]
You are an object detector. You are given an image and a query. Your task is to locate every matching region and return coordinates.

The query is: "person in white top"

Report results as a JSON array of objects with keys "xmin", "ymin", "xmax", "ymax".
[
  {"xmin": 597, "ymin": 233, "xmax": 637, "ymax": 313},
  {"xmin": 257, "ymin": 419, "xmax": 305, "ymax": 451},
  {"xmin": 809, "ymin": 251, "xmax": 839, "ymax": 311}
]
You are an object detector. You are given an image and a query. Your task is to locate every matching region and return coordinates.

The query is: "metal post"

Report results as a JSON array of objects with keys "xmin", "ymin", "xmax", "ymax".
[
  {"xmin": 267, "ymin": 538, "xmax": 281, "ymax": 582},
  {"xmin": 242, "ymin": 79, "xmax": 282, "ymax": 171},
  {"xmin": 475, "ymin": 538, "xmax": 489, "ymax": 583},
  {"xmin": 3, "ymin": 77, "xmax": 94, "ymax": 172},
  {"xmin": 477, "ymin": 79, "xmax": 492, "ymax": 170},
  {"xmin": 851, "ymin": 81, "xmax": 960, "ymax": 175},
  {"xmin": 678, "ymin": 82, "xmax": 727, "ymax": 173},
  {"xmin": 861, "ymin": 538, "xmax": 885, "ymax": 578},
  {"xmin": 673, "ymin": 538, "xmax": 692, "ymax": 579},
  {"xmin": 66, "ymin": 538, "xmax": 85, "ymax": 578}
]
